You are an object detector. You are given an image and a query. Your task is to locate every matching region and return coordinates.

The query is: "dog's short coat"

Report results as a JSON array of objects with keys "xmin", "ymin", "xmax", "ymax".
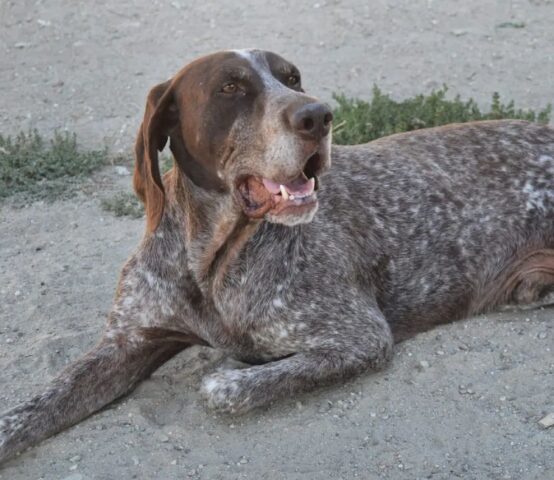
[{"xmin": 1, "ymin": 49, "xmax": 554, "ymax": 463}]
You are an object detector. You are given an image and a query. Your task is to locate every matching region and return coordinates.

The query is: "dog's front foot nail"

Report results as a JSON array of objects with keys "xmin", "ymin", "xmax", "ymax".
[{"xmin": 200, "ymin": 371, "xmax": 251, "ymax": 414}]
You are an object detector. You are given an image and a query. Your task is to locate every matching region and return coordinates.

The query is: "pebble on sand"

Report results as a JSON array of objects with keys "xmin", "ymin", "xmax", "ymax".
[{"xmin": 538, "ymin": 413, "xmax": 554, "ymax": 429}]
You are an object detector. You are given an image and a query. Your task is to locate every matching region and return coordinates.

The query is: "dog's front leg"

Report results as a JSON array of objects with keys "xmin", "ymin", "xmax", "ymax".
[
  {"xmin": 201, "ymin": 311, "xmax": 393, "ymax": 414},
  {"xmin": 0, "ymin": 328, "xmax": 185, "ymax": 464}
]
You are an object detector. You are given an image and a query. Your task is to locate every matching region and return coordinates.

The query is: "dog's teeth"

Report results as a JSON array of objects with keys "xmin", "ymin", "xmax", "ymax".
[
  {"xmin": 289, "ymin": 194, "xmax": 295, "ymax": 200},
  {"xmin": 280, "ymin": 184, "xmax": 289, "ymax": 200}
]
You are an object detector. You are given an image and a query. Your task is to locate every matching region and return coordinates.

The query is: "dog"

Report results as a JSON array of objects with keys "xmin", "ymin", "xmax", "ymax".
[{"xmin": 1, "ymin": 49, "xmax": 554, "ymax": 464}]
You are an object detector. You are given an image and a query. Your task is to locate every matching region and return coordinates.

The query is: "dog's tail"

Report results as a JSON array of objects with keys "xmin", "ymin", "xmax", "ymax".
[{"xmin": 0, "ymin": 328, "xmax": 205, "ymax": 464}]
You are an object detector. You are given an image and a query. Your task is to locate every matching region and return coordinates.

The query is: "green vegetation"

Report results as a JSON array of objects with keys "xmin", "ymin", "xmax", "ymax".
[
  {"xmin": 99, "ymin": 154, "xmax": 173, "ymax": 218},
  {"xmin": 100, "ymin": 191, "xmax": 144, "ymax": 218},
  {"xmin": 496, "ymin": 21, "xmax": 526, "ymax": 29},
  {"xmin": 332, "ymin": 86, "xmax": 551, "ymax": 145},
  {"xmin": 0, "ymin": 130, "xmax": 106, "ymax": 202}
]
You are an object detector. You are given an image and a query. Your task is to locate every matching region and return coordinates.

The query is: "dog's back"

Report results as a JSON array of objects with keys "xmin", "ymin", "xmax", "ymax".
[{"xmin": 316, "ymin": 120, "xmax": 554, "ymax": 338}]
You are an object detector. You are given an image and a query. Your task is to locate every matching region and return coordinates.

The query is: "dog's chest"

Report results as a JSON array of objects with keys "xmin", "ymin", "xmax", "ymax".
[{"xmin": 214, "ymin": 263, "xmax": 318, "ymax": 359}]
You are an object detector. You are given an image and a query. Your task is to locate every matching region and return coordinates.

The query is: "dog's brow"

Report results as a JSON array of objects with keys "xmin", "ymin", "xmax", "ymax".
[
  {"xmin": 233, "ymin": 50, "xmax": 286, "ymax": 91},
  {"xmin": 222, "ymin": 68, "xmax": 251, "ymax": 81}
]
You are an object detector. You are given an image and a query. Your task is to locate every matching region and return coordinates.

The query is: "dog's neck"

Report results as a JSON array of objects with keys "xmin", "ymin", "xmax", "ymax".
[{"xmin": 170, "ymin": 165, "xmax": 262, "ymax": 295}]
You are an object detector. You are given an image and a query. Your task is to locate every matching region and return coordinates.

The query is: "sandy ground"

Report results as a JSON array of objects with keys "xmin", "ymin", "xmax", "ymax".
[{"xmin": 1, "ymin": 1, "xmax": 553, "ymax": 479}]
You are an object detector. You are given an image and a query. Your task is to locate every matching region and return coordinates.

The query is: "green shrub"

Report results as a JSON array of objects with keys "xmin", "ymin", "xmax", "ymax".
[
  {"xmin": 332, "ymin": 86, "xmax": 551, "ymax": 145},
  {"xmin": 100, "ymin": 191, "xmax": 144, "ymax": 218},
  {"xmin": 0, "ymin": 130, "xmax": 106, "ymax": 201}
]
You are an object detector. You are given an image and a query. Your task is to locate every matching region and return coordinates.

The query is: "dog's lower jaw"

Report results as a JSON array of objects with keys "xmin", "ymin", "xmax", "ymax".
[{"xmin": 265, "ymin": 201, "xmax": 319, "ymax": 226}]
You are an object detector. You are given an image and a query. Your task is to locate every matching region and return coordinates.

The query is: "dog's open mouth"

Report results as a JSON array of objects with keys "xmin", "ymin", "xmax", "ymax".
[{"xmin": 236, "ymin": 153, "xmax": 322, "ymax": 219}]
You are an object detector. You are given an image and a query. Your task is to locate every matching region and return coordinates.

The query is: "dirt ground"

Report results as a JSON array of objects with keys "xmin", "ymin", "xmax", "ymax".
[{"xmin": 1, "ymin": 1, "xmax": 553, "ymax": 479}]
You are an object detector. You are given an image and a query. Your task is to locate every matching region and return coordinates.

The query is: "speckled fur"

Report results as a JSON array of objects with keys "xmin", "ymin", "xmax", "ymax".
[{"xmin": 1, "ymin": 50, "xmax": 554, "ymax": 463}]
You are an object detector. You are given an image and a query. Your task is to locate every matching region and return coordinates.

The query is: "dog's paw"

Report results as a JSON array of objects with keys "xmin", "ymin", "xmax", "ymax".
[
  {"xmin": 200, "ymin": 370, "xmax": 252, "ymax": 414},
  {"xmin": 0, "ymin": 411, "xmax": 25, "ymax": 462}
]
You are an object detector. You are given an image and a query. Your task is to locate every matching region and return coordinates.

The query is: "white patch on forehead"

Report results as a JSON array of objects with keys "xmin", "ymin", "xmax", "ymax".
[
  {"xmin": 232, "ymin": 48, "xmax": 256, "ymax": 59},
  {"xmin": 232, "ymin": 49, "xmax": 284, "ymax": 92}
]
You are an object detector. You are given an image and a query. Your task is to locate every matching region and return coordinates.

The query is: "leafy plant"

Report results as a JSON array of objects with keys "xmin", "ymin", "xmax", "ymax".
[
  {"xmin": 100, "ymin": 192, "xmax": 144, "ymax": 218},
  {"xmin": 332, "ymin": 86, "xmax": 551, "ymax": 145},
  {"xmin": 0, "ymin": 130, "xmax": 106, "ymax": 201}
]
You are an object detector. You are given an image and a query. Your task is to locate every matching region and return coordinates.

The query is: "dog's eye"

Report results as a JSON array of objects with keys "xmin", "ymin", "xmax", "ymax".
[
  {"xmin": 221, "ymin": 83, "xmax": 238, "ymax": 94},
  {"xmin": 287, "ymin": 74, "xmax": 300, "ymax": 87}
]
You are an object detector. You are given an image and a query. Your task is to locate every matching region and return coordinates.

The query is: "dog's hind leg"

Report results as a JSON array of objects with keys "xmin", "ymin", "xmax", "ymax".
[
  {"xmin": 473, "ymin": 248, "xmax": 554, "ymax": 312},
  {"xmin": 509, "ymin": 250, "xmax": 554, "ymax": 305},
  {"xmin": 0, "ymin": 327, "xmax": 189, "ymax": 464}
]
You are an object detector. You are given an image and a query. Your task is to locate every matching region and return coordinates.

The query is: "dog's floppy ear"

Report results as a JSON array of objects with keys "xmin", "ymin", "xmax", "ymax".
[{"xmin": 133, "ymin": 79, "xmax": 178, "ymax": 232}]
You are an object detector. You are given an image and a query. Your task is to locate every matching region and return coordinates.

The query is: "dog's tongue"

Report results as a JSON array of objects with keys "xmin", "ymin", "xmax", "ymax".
[{"xmin": 262, "ymin": 175, "xmax": 315, "ymax": 196}]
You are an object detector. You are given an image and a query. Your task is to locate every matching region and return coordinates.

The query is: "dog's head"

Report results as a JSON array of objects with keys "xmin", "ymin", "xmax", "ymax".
[{"xmin": 134, "ymin": 49, "xmax": 332, "ymax": 232}]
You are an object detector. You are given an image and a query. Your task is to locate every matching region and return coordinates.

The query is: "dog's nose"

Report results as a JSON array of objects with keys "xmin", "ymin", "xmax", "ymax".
[{"xmin": 289, "ymin": 103, "xmax": 333, "ymax": 140}]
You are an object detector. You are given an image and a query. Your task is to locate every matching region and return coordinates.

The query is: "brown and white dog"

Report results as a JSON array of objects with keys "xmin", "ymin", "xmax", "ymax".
[{"xmin": 1, "ymin": 49, "xmax": 554, "ymax": 463}]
